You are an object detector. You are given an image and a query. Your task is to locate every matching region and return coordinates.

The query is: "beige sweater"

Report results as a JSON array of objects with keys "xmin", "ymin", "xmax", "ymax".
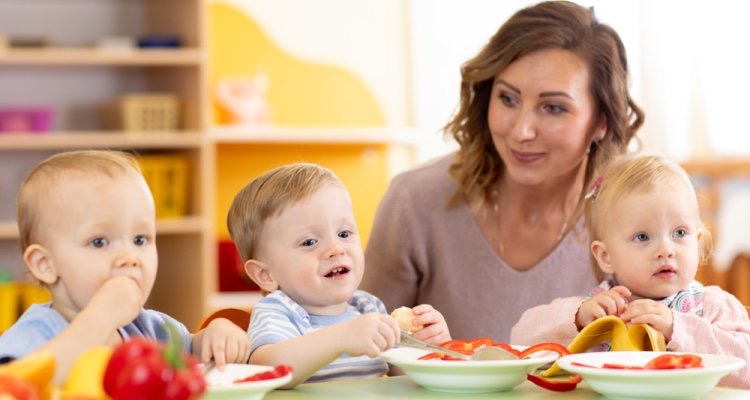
[{"xmin": 361, "ymin": 154, "xmax": 598, "ymax": 342}]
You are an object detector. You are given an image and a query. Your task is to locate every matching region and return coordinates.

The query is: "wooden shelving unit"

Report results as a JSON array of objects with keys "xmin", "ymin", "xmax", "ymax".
[{"xmin": 0, "ymin": 0, "xmax": 212, "ymax": 329}]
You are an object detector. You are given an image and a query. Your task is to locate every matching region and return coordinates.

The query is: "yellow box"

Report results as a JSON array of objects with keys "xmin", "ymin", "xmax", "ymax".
[
  {"xmin": 139, "ymin": 155, "xmax": 190, "ymax": 218},
  {"xmin": 102, "ymin": 94, "xmax": 180, "ymax": 132},
  {"xmin": 0, "ymin": 282, "xmax": 18, "ymax": 333},
  {"xmin": 18, "ymin": 282, "xmax": 50, "ymax": 312}
]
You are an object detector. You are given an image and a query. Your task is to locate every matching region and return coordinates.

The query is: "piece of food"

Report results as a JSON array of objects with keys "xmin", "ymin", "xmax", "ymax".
[
  {"xmin": 63, "ymin": 346, "xmax": 113, "ymax": 399},
  {"xmin": 0, "ymin": 350, "xmax": 55, "ymax": 395},
  {"xmin": 103, "ymin": 323, "xmax": 205, "ymax": 400},
  {"xmin": 391, "ymin": 307, "xmax": 422, "ymax": 333},
  {"xmin": 541, "ymin": 315, "xmax": 665, "ymax": 378},
  {"xmin": 233, "ymin": 365, "xmax": 293, "ymax": 384}
]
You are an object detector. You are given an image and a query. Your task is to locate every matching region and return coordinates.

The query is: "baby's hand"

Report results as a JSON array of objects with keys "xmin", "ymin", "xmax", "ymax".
[
  {"xmin": 195, "ymin": 318, "xmax": 251, "ymax": 369},
  {"xmin": 576, "ymin": 286, "xmax": 631, "ymax": 329},
  {"xmin": 620, "ymin": 299, "xmax": 673, "ymax": 340},
  {"xmin": 89, "ymin": 276, "xmax": 143, "ymax": 329},
  {"xmin": 409, "ymin": 304, "xmax": 451, "ymax": 345},
  {"xmin": 341, "ymin": 313, "xmax": 399, "ymax": 358}
]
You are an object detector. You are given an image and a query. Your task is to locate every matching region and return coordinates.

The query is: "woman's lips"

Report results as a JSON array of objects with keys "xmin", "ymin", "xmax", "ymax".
[{"xmin": 511, "ymin": 149, "xmax": 545, "ymax": 163}]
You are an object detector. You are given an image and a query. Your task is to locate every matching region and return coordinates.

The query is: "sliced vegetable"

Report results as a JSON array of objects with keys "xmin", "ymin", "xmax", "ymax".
[
  {"xmin": 527, "ymin": 371, "xmax": 582, "ymax": 392},
  {"xmin": 517, "ymin": 342, "xmax": 570, "ymax": 359},
  {"xmin": 234, "ymin": 365, "xmax": 293, "ymax": 383},
  {"xmin": 644, "ymin": 354, "xmax": 702, "ymax": 369}
]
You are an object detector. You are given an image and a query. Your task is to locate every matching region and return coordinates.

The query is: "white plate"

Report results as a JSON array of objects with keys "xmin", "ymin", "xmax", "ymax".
[
  {"xmin": 381, "ymin": 346, "xmax": 558, "ymax": 393},
  {"xmin": 557, "ymin": 351, "xmax": 746, "ymax": 400},
  {"xmin": 203, "ymin": 363, "xmax": 292, "ymax": 400}
]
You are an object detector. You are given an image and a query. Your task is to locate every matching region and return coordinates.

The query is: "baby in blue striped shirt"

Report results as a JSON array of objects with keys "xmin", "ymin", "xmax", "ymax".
[{"xmin": 227, "ymin": 163, "xmax": 451, "ymax": 387}]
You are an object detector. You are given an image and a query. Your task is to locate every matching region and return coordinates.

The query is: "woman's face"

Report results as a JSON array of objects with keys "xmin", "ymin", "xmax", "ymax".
[{"xmin": 487, "ymin": 48, "xmax": 605, "ymax": 188}]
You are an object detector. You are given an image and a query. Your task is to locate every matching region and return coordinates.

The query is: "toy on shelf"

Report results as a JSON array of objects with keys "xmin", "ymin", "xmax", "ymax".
[
  {"xmin": 0, "ymin": 107, "xmax": 53, "ymax": 133},
  {"xmin": 101, "ymin": 94, "xmax": 180, "ymax": 132},
  {"xmin": 138, "ymin": 154, "xmax": 189, "ymax": 218},
  {"xmin": 215, "ymin": 73, "xmax": 271, "ymax": 127}
]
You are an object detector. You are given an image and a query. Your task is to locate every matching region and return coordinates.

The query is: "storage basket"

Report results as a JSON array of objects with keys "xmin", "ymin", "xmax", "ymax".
[
  {"xmin": 139, "ymin": 155, "xmax": 189, "ymax": 217},
  {"xmin": 102, "ymin": 94, "xmax": 180, "ymax": 131}
]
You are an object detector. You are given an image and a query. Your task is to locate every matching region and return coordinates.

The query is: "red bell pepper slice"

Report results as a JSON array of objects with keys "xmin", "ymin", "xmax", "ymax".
[
  {"xmin": 517, "ymin": 342, "xmax": 570, "ymax": 359},
  {"xmin": 527, "ymin": 371, "xmax": 582, "ymax": 392},
  {"xmin": 644, "ymin": 354, "xmax": 703, "ymax": 369}
]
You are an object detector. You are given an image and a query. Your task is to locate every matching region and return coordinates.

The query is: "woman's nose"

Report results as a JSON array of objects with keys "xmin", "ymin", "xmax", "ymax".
[{"xmin": 509, "ymin": 108, "xmax": 537, "ymax": 142}]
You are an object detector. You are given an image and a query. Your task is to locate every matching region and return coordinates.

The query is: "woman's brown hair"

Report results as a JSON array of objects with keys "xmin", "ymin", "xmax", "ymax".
[{"xmin": 444, "ymin": 0, "xmax": 644, "ymax": 209}]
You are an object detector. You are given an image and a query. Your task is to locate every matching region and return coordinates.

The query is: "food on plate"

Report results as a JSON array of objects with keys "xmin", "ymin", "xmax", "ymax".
[
  {"xmin": 62, "ymin": 346, "xmax": 113, "ymax": 399},
  {"xmin": 391, "ymin": 306, "xmax": 423, "ymax": 333},
  {"xmin": 0, "ymin": 349, "xmax": 55, "ymax": 395},
  {"xmin": 542, "ymin": 315, "xmax": 665, "ymax": 378},
  {"xmin": 233, "ymin": 364, "xmax": 293, "ymax": 384},
  {"xmin": 571, "ymin": 353, "xmax": 704, "ymax": 370},
  {"xmin": 103, "ymin": 323, "xmax": 205, "ymax": 400}
]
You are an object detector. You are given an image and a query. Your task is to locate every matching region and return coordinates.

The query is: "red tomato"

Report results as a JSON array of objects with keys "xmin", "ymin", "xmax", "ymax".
[{"xmin": 644, "ymin": 354, "xmax": 703, "ymax": 369}]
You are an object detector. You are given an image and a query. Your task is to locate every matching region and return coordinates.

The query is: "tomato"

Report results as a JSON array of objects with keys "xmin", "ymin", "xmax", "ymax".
[
  {"xmin": 644, "ymin": 354, "xmax": 703, "ymax": 369},
  {"xmin": 526, "ymin": 372, "xmax": 582, "ymax": 392},
  {"xmin": 517, "ymin": 342, "xmax": 570, "ymax": 359}
]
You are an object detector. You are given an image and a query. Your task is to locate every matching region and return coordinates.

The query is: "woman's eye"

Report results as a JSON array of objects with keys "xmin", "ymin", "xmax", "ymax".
[
  {"xmin": 134, "ymin": 235, "xmax": 148, "ymax": 246},
  {"xmin": 499, "ymin": 92, "xmax": 518, "ymax": 107},
  {"xmin": 544, "ymin": 103, "xmax": 568, "ymax": 114},
  {"xmin": 91, "ymin": 238, "xmax": 108, "ymax": 248},
  {"xmin": 634, "ymin": 233, "xmax": 649, "ymax": 242},
  {"xmin": 302, "ymin": 239, "xmax": 317, "ymax": 247}
]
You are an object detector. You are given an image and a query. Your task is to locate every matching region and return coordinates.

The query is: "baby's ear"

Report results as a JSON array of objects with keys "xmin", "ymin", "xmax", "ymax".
[
  {"xmin": 590, "ymin": 240, "xmax": 615, "ymax": 275},
  {"xmin": 244, "ymin": 259, "xmax": 278, "ymax": 293},
  {"xmin": 23, "ymin": 244, "xmax": 58, "ymax": 285}
]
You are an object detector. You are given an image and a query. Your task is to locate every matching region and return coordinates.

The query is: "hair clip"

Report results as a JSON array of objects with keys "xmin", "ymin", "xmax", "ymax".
[{"xmin": 585, "ymin": 175, "xmax": 604, "ymax": 201}]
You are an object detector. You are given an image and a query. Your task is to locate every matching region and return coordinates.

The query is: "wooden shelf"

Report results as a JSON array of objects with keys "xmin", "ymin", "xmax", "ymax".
[
  {"xmin": 0, "ymin": 48, "xmax": 203, "ymax": 66},
  {"xmin": 0, "ymin": 132, "xmax": 204, "ymax": 150},
  {"xmin": 210, "ymin": 126, "xmax": 417, "ymax": 145},
  {"xmin": 0, "ymin": 217, "xmax": 204, "ymax": 240}
]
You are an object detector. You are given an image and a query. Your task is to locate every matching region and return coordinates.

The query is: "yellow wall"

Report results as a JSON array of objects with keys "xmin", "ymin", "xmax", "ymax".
[{"xmin": 215, "ymin": 143, "xmax": 392, "ymax": 248}]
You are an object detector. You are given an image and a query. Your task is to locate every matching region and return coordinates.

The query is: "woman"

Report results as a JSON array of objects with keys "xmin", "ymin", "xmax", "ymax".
[{"xmin": 361, "ymin": 1, "xmax": 644, "ymax": 342}]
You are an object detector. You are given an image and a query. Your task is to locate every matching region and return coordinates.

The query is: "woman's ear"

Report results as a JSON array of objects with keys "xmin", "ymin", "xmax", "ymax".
[
  {"xmin": 23, "ymin": 244, "xmax": 58, "ymax": 285},
  {"xmin": 593, "ymin": 116, "xmax": 607, "ymax": 143},
  {"xmin": 591, "ymin": 240, "xmax": 615, "ymax": 275},
  {"xmin": 244, "ymin": 259, "xmax": 278, "ymax": 293}
]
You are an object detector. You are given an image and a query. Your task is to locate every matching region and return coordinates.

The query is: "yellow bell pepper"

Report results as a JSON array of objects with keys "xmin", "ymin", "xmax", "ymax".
[
  {"xmin": 542, "ymin": 315, "xmax": 665, "ymax": 377},
  {"xmin": 0, "ymin": 350, "xmax": 55, "ymax": 395},
  {"xmin": 62, "ymin": 346, "xmax": 113, "ymax": 400}
]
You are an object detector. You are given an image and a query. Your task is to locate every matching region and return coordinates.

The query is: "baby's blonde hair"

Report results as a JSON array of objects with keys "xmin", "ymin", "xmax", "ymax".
[
  {"xmin": 585, "ymin": 154, "xmax": 712, "ymax": 280},
  {"xmin": 17, "ymin": 150, "xmax": 143, "ymax": 251},
  {"xmin": 227, "ymin": 163, "xmax": 343, "ymax": 262}
]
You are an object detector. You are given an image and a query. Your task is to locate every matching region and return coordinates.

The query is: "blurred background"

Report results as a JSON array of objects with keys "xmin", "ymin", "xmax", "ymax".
[{"xmin": 0, "ymin": 0, "xmax": 748, "ymax": 330}]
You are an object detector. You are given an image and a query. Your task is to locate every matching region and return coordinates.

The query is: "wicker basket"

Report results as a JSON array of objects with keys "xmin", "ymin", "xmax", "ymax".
[{"xmin": 102, "ymin": 94, "xmax": 180, "ymax": 131}]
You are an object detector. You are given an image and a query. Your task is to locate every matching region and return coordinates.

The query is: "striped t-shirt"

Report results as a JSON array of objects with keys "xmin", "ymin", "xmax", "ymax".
[{"xmin": 248, "ymin": 290, "xmax": 390, "ymax": 383}]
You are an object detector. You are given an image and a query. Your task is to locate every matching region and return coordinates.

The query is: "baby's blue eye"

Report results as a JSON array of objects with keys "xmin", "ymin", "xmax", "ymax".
[
  {"xmin": 92, "ymin": 237, "xmax": 108, "ymax": 248},
  {"xmin": 634, "ymin": 233, "xmax": 649, "ymax": 242},
  {"xmin": 302, "ymin": 239, "xmax": 317, "ymax": 247},
  {"xmin": 134, "ymin": 235, "xmax": 147, "ymax": 246},
  {"xmin": 673, "ymin": 229, "xmax": 687, "ymax": 238},
  {"xmin": 339, "ymin": 231, "xmax": 351, "ymax": 239}
]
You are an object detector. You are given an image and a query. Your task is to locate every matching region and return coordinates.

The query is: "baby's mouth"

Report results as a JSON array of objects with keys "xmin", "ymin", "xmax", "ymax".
[
  {"xmin": 324, "ymin": 266, "xmax": 350, "ymax": 278},
  {"xmin": 654, "ymin": 265, "xmax": 676, "ymax": 278}
]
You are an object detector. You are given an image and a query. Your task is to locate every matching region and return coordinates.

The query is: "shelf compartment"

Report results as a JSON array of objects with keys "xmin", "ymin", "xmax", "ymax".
[
  {"xmin": 0, "ymin": 132, "xmax": 203, "ymax": 150},
  {"xmin": 0, "ymin": 48, "xmax": 203, "ymax": 66}
]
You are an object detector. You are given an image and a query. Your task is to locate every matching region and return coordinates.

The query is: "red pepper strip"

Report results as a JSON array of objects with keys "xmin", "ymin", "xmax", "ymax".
[
  {"xmin": 644, "ymin": 354, "xmax": 703, "ymax": 369},
  {"xmin": 527, "ymin": 371, "xmax": 582, "ymax": 392},
  {"xmin": 517, "ymin": 342, "xmax": 570, "ymax": 359},
  {"xmin": 602, "ymin": 363, "xmax": 644, "ymax": 370},
  {"xmin": 491, "ymin": 343, "xmax": 521, "ymax": 356}
]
